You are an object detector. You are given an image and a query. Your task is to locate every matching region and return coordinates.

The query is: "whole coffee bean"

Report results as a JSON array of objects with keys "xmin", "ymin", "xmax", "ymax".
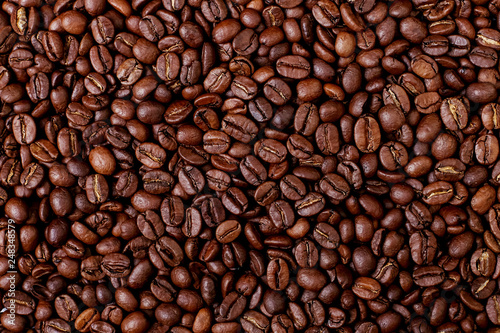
[
  {"xmin": 276, "ymin": 55, "xmax": 311, "ymax": 79},
  {"xmin": 409, "ymin": 230, "xmax": 438, "ymax": 265},
  {"xmin": 255, "ymin": 139, "xmax": 287, "ymax": 163},
  {"xmin": 150, "ymin": 236, "xmax": 184, "ymax": 269},
  {"xmin": 54, "ymin": 295, "xmax": 79, "ymax": 321},
  {"xmin": 294, "ymin": 239, "xmax": 318, "ymax": 268},
  {"xmin": 254, "ymin": 181, "xmax": 280, "ymax": 206},
  {"xmin": 422, "ymin": 181, "xmax": 454, "ymax": 205},
  {"xmin": 475, "ymin": 133, "xmax": 499, "ymax": 165},
  {"xmin": 232, "ymin": 29, "xmax": 259, "ymax": 56},
  {"xmin": 413, "ymin": 266, "xmax": 445, "ymax": 287},
  {"xmin": 178, "ymin": 166, "xmax": 205, "ymax": 195},
  {"xmin": 466, "ymin": 82, "xmax": 498, "ymax": 103},
  {"xmin": 222, "ymin": 114, "xmax": 258, "ymax": 143},
  {"xmin": 313, "ymin": 223, "xmax": 340, "ymax": 249},
  {"xmin": 422, "ymin": 35, "xmax": 449, "ymax": 56},
  {"xmin": 319, "ymin": 173, "xmax": 350, "ymax": 202},
  {"xmin": 2, "ymin": 291, "xmax": 35, "ymax": 315},
  {"xmin": 42, "ymin": 32, "xmax": 64, "ymax": 62},
  {"xmin": 89, "ymin": 45, "xmax": 113, "ymax": 74},
  {"xmin": 312, "ymin": 0, "xmax": 340, "ymax": 28},
  {"xmin": 89, "ymin": 146, "xmax": 116, "ymax": 175},
  {"xmin": 352, "ymin": 277, "xmax": 382, "ymax": 300},
  {"xmin": 280, "ymin": 174, "xmax": 306, "ymax": 201},
  {"xmin": 135, "ymin": 143, "xmax": 166, "ymax": 168},
  {"xmin": 440, "ymin": 96, "xmax": 469, "ymax": 130},
  {"xmin": 470, "ymin": 46, "xmax": 498, "ymax": 68},
  {"xmin": 267, "ymin": 258, "xmax": 289, "ymax": 291},
  {"xmin": 354, "ymin": 115, "xmax": 381, "ymax": 153},
  {"xmin": 86, "ymin": 174, "xmax": 109, "ymax": 204},
  {"xmin": 295, "ymin": 192, "xmax": 325, "ymax": 217},
  {"xmin": 297, "ymin": 268, "xmax": 327, "ymax": 291},
  {"xmin": 90, "ymin": 16, "xmax": 115, "ymax": 45},
  {"xmin": 264, "ymin": 78, "xmax": 292, "ymax": 105},
  {"xmin": 216, "ymin": 220, "xmax": 241, "ymax": 243},
  {"xmin": 411, "ymin": 55, "xmax": 438, "ymax": 79},
  {"xmin": 12, "ymin": 114, "xmax": 36, "ymax": 145},
  {"xmin": 137, "ymin": 210, "xmax": 165, "ymax": 240},
  {"xmin": 231, "ymin": 76, "xmax": 258, "ymax": 100}
]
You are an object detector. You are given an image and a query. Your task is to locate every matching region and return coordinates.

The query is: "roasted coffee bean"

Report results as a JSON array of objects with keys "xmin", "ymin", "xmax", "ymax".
[
  {"xmin": 413, "ymin": 266, "xmax": 445, "ymax": 287},
  {"xmin": 267, "ymin": 258, "xmax": 289, "ymax": 291},
  {"xmin": 313, "ymin": 223, "xmax": 340, "ymax": 250},
  {"xmin": 354, "ymin": 115, "xmax": 381, "ymax": 153},
  {"xmin": 352, "ymin": 277, "xmax": 381, "ymax": 300},
  {"xmin": 440, "ymin": 96, "xmax": 470, "ymax": 130},
  {"xmin": 216, "ymin": 220, "xmax": 241, "ymax": 243},
  {"xmin": 254, "ymin": 181, "xmax": 280, "ymax": 206},
  {"xmin": 54, "ymin": 295, "xmax": 79, "ymax": 321},
  {"xmin": 221, "ymin": 114, "xmax": 258, "ymax": 143},
  {"xmin": 150, "ymin": 236, "xmax": 183, "ymax": 269}
]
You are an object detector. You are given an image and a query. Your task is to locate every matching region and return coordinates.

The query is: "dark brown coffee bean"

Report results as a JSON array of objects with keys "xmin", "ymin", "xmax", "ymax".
[
  {"xmin": 440, "ymin": 96, "xmax": 469, "ymax": 130},
  {"xmin": 354, "ymin": 115, "xmax": 381, "ymax": 153},
  {"xmin": 135, "ymin": 142, "xmax": 166, "ymax": 169},
  {"xmin": 312, "ymin": 0, "xmax": 340, "ymax": 28},
  {"xmin": 85, "ymin": 174, "xmax": 109, "ymax": 204},
  {"xmin": 313, "ymin": 223, "xmax": 340, "ymax": 249},
  {"xmin": 254, "ymin": 181, "xmax": 280, "ymax": 206},
  {"xmin": 54, "ymin": 295, "xmax": 79, "ymax": 321},
  {"xmin": 276, "ymin": 55, "xmax": 311, "ymax": 79},
  {"xmin": 222, "ymin": 114, "xmax": 258, "ymax": 143},
  {"xmin": 267, "ymin": 258, "xmax": 289, "ymax": 291},
  {"xmin": 413, "ymin": 266, "xmax": 445, "ymax": 287},
  {"xmin": 352, "ymin": 277, "xmax": 381, "ymax": 300},
  {"xmin": 264, "ymin": 78, "xmax": 292, "ymax": 106}
]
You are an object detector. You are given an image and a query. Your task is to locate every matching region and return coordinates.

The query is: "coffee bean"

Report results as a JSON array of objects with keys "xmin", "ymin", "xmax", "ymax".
[
  {"xmin": 313, "ymin": 223, "xmax": 340, "ymax": 250},
  {"xmin": 216, "ymin": 220, "xmax": 241, "ymax": 243},
  {"xmin": 54, "ymin": 295, "xmax": 79, "ymax": 321},
  {"xmin": 267, "ymin": 258, "xmax": 289, "ymax": 291},
  {"xmin": 354, "ymin": 115, "xmax": 381, "ymax": 153},
  {"xmin": 352, "ymin": 277, "xmax": 381, "ymax": 300},
  {"xmin": 413, "ymin": 266, "xmax": 445, "ymax": 287},
  {"xmin": 312, "ymin": 0, "xmax": 340, "ymax": 28}
]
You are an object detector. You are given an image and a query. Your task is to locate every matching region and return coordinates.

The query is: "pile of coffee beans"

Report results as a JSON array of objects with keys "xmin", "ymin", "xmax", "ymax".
[{"xmin": 5, "ymin": 0, "xmax": 500, "ymax": 332}]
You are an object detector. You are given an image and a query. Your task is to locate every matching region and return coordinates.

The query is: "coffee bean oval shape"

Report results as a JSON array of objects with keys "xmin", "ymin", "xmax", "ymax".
[
  {"xmin": 475, "ymin": 134, "xmax": 499, "ymax": 165},
  {"xmin": 422, "ymin": 181, "xmax": 454, "ymax": 205},
  {"xmin": 276, "ymin": 55, "xmax": 311, "ymax": 79},
  {"xmin": 12, "ymin": 114, "xmax": 36, "ymax": 145},
  {"xmin": 352, "ymin": 277, "xmax": 382, "ymax": 300},
  {"xmin": 296, "ymin": 268, "xmax": 327, "ymax": 291},
  {"xmin": 267, "ymin": 258, "xmax": 289, "ymax": 291},
  {"xmin": 487, "ymin": 295, "xmax": 500, "ymax": 325},
  {"xmin": 135, "ymin": 142, "xmax": 167, "ymax": 168},
  {"xmin": 85, "ymin": 174, "xmax": 109, "ymax": 204},
  {"xmin": 215, "ymin": 220, "xmax": 241, "ymax": 243},
  {"xmin": 412, "ymin": 266, "xmax": 445, "ymax": 287},
  {"xmin": 354, "ymin": 116, "xmax": 381, "ymax": 153},
  {"xmin": 295, "ymin": 192, "xmax": 325, "ymax": 217},
  {"xmin": 313, "ymin": 222, "xmax": 340, "ymax": 249},
  {"xmin": 440, "ymin": 96, "xmax": 469, "ymax": 130},
  {"xmin": 255, "ymin": 139, "xmax": 287, "ymax": 163},
  {"xmin": 221, "ymin": 114, "xmax": 258, "ymax": 143}
]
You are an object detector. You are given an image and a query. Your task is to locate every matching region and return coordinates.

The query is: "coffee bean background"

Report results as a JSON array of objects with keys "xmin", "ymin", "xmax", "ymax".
[{"xmin": 3, "ymin": 0, "xmax": 500, "ymax": 332}]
